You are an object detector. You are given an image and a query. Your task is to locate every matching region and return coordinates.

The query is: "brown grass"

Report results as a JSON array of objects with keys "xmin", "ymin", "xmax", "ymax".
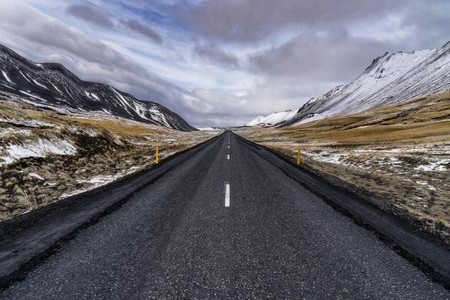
[
  {"xmin": 239, "ymin": 92, "xmax": 450, "ymax": 243},
  {"xmin": 0, "ymin": 97, "xmax": 215, "ymax": 220},
  {"xmin": 245, "ymin": 91, "xmax": 450, "ymax": 146}
]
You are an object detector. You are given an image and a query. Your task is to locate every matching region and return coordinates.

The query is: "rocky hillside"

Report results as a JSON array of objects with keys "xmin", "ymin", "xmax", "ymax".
[
  {"xmin": 0, "ymin": 44, "xmax": 195, "ymax": 131},
  {"xmin": 0, "ymin": 96, "xmax": 215, "ymax": 220}
]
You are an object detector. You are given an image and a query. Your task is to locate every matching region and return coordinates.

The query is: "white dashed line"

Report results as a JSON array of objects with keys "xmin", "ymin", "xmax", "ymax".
[
  {"xmin": 227, "ymin": 145, "xmax": 230, "ymax": 149},
  {"xmin": 227, "ymin": 154, "xmax": 230, "ymax": 160},
  {"xmin": 224, "ymin": 183, "xmax": 230, "ymax": 207}
]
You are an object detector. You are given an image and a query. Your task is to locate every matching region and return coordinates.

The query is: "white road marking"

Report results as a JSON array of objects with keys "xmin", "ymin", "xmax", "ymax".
[
  {"xmin": 227, "ymin": 154, "xmax": 230, "ymax": 160},
  {"xmin": 227, "ymin": 145, "xmax": 230, "ymax": 149},
  {"xmin": 225, "ymin": 183, "xmax": 230, "ymax": 207}
]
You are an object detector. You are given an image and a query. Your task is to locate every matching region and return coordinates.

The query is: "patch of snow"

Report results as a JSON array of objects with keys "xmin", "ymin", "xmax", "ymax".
[
  {"xmin": 50, "ymin": 82, "xmax": 63, "ymax": 94},
  {"xmin": 0, "ymin": 127, "xmax": 32, "ymax": 137},
  {"xmin": 32, "ymin": 79, "xmax": 48, "ymax": 89},
  {"xmin": 148, "ymin": 106, "xmax": 170, "ymax": 127},
  {"xmin": 66, "ymin": 125, "xmax": 99, "ymax": 137},
  {"xmin": 247, "ymin": 109, "xmax": 298, "ymax": 127},
  {"xmin": 19, "ymin": 90, "xmax": 48, "ymax": 102},
  {"xmin": 112, "ymin": 88, "xmax": 134, "ymax": 114},
  {"xmin": 2, "ymin": 70, "xmax": 14, "ymax": 84},
  {"xmin": 19, "ymin": 71, "xmax": 33, "ymax": 84},
  {"xmin": 84, "ymin": 91, "xmax": 101, "ymax": 101},
  {"xmin": 90, "ymin": 93, "xmax": 100, "ymax": 101},
  {"xmin": 293, "ymin": 113, "xmax": 329, "ymax": 126},
  {"xmin": 29, "ymin": 172, "xmax": 44, "ymax": 180},
  {"xmin": 0, "ymin": 83, "xmax": 15, "ymax": 90},
  {"xmin": 0, "ymin": 127, "xmax": 14, "ymax": 137},
  {"xmin": 63, "ymin": 167, "xmax": 141, "ymax": 198},
  {"xmin": 305, "ymin": 151, "xmax": 343, "ymax": 165},
  {"xmin": 1, "ymin": 138, "xmax": 77, "ymax": 165},
  {"xmin": 415, "ymin": 160, "xmax": 449, "ymax": 172}
]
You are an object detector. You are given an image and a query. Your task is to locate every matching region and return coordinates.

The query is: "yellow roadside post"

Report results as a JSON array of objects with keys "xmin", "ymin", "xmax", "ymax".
[
  {"xmin": 296, "ymin": 149, "xmax": 301, "ymax": 165},
  {"xmin": 154, "ymin": 145, "xmax": 159, "ymax": 164}
]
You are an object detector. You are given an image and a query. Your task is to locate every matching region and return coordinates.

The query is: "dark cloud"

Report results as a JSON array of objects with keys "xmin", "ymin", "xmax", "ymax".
[
  {"xmin": 249, "ymin": 31, "xmax": 390, "ymax": 82},
  {"xmin": 176, "ymin": 0, "xmax": 401, "ymax": 42},
  {"xmin": 66, "ymin": 4, "xmax": 113, "ymax": 28},
  {"xmin": 121, "ymin": 19, "xmax": 163, "ymax": 44},
  {"xmin": 193, "ymin": 43, "xmax": 240, "ymax": 68},
  {"xmin": 2, "ymin": 0, "xmax": 449, "ymax": 127}
]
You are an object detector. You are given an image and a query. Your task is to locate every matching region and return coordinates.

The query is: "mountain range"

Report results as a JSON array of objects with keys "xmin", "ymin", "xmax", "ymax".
[
  {"xmin": 247, "ymin": 41, "xmax": 450, "ymax": 127},
  {"xmin": 0, "ymin": 44, "xmax": 195, "ymax": 131}
]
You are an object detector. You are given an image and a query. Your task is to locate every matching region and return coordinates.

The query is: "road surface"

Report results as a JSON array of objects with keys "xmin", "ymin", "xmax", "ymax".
[{"xmin": 1, "ymin": 131, "xmax": 449, "ymax": 299}]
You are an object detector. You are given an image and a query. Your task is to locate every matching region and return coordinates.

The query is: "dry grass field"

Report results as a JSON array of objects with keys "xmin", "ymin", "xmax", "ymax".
[
  {"xmin": 0, "ymin": 95, "xmax": 218, "ymax": 220},
  {"xmin": 239, "ymin": 92, "xmax": 450, "ymax": 243}
]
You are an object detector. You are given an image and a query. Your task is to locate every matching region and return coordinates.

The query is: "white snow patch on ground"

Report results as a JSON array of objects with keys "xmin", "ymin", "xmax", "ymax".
[
  {"xmin": 64, "ymin": 167, "xmax": 141, "ymax": 198},
  {"xmin": 0, "ymin": 128, "xmax": 32, "ymax": 137},
  {"xmin": 0, "ymin": 128, "xmax": 15, "ymax": 137},
  {"xmin": 1, "ymin": 70, "xmax": 14, "ymax": 84},
  {"xmin": 1, "ymin": 138, "xmax": 77, "ymax": 165},
  {"xmin": 66, "ymin": 125, "xmax": 98, "ymax": 137},
  {"xmin": 304, "ymin": 151, "xmax": 343, "ymax": 165},
  {"xmin": 415, "ymin": 159, "xmax": 450, "ymax": 172},
  {"xmin": 28, "ymin": 172, "xmax": 44, "ymax": 180}
]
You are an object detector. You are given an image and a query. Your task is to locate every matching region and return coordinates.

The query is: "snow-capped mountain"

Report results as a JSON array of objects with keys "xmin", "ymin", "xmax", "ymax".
[
  {"xmin": 245, "ymin": 108, "xmax": 299, "ymax": 127},
  {"xmin": 248, "ymin": 41, "xmax": 450, "ymax": 127},
  {"xmin": 0, "ymin": 44, "xmax": 195, "ymax": 131}
]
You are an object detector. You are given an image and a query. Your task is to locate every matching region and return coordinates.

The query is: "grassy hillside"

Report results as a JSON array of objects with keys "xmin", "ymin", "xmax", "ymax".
[
  {"xmin": 239, "ymin": 92, "xmax": 450, "ymax": 243},
  {"xmin": 0, "ymin": 95, "xmax": 217, "ymax": 220}
]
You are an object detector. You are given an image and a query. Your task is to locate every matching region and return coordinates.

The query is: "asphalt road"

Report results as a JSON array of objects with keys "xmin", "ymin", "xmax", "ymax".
[{"xmin": 1, "ymin": 131, "xmax": 449, "ymax": 299}]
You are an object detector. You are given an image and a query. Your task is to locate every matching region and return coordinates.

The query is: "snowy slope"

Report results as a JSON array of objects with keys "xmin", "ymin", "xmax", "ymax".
[
  {"xmin": 248, "ymin": 41, "xmax": 450, "ymax": 127},
  {"xmin": 246, "ymin": 108, "xmax": 299, "ymax": 127},
  {"xmin": 0, "ymin": 44, "xmax": 195, "ymax": 131}
]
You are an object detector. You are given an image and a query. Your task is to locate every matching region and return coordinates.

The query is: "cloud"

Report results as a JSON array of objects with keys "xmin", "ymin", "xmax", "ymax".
[
  {"xmin": 176, "ymin": 0, "xmax": 401, "ymax": 42},
  {"xmin": 120, "ymin": 19, "xmax": 163, "ymax": 44},
  {"xmin": 1, "ymin": 0, "xmax": 449, "ymax": 128},
  {"xmin": 193, "ymin": 43, "xmax": 240, "ymax": 68},
  {"xmin": 0, "ymin": 3, "xmax": 144, "ymax": 76},
  {"xmin": 249, "ymin": 31, "xmax": 389, "ymax": 82},
  {"xmin": 0, "ymin": 2, "xmax": 197, "ymax": 123},
  {"xmin": 66, "ymin": 3, "xmax": 113, "ymax": 28},
  {"xmin": 399, "ymin": 0, "xmax": 450, "ymax": 50}
]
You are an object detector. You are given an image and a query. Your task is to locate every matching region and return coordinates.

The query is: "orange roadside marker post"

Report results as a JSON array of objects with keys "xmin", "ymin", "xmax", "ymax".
[
  {"xmin": 154, "ymin": 145, "xmax": 159, "ymax": 164},
  {"xmin": 296, "ymin": 149, "xmax": 301, "ymax": 165}
]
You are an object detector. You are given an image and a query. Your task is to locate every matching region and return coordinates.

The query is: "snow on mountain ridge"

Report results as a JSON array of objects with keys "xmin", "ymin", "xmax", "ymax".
[
  {"xmin": 0, "ymin": 44, "xmax": 195, "ymax": 131},
  {"xmin": 247, "ymin": 41, "xmax": 450, "ymax": 128},
  {"xmin": 246, "ymin": 108, "xmax": 299, "ymax": 127}
]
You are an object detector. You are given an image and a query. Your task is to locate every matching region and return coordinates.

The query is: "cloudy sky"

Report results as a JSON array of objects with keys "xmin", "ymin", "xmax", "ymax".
[{"xmin": 0, "ymin": 0, "xmax": 449, "ymax": 127}]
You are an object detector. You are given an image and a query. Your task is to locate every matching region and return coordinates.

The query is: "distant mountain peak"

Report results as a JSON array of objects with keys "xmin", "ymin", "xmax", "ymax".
[{"xmin": 247, "ymin": 41, "xmax": 450, "ymax": 128}]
